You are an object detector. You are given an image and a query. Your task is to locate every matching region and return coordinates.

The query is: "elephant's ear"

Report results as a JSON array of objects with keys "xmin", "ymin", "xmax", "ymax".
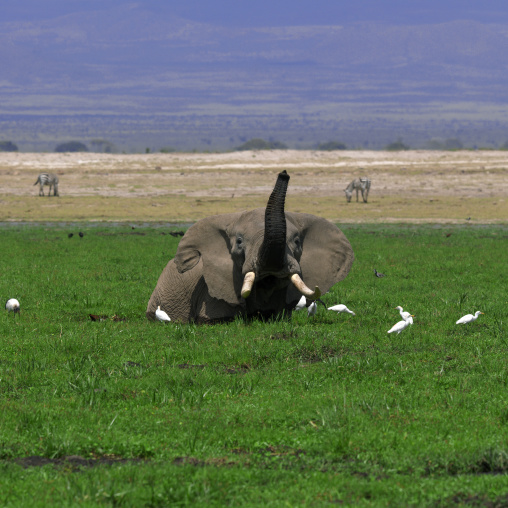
[
  {"xmin": 286, "ymin": 212, "xmax": 354, "ymax": 293},
  {"xmin": 174, "ymin": 212, "xmax": 244, "ymax": 305}
]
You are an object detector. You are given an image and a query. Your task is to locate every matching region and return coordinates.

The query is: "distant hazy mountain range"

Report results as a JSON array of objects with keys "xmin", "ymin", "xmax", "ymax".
[{"xmin": 2, "ymin": 4, "xmax": 508, "ymax": 151}]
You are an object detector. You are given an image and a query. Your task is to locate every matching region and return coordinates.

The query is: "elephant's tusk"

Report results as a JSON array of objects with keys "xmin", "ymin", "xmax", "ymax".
[
  {"xmin": 290, "ymin": 274, "xmax": 321, "ymax": 300},
  {"xmin": 241, "ymin": 272, "xmax": 256, "ymax": 299}
]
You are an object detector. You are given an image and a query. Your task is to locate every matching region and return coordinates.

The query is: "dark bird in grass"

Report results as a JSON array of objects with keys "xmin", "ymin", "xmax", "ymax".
[
  {"xmin": 124, "ymin": 361, "xmax": 143, "ymax": 368},
  {"xmin": 79, "ymin": 232, "xmax": 84, "ymax": 238},
  {"xmin": 169, "ymin": 232, "xmax": 179, "ymax": 237},
  {"xmin": 89, "ymin": 314, "xmax": 108, "ymax": 322},
  {"xmin": 68, "ymin": 233, "xmax": 74, "ymax": 238},
  {"xmin": 374, "ymin": 269, "xmax": 386, "ymax": 278},
  {"xmin": 466, "ymin": 217, "xmax": 471, "ymax": 221},
  {"xmin": 446, "ymin": 233, "xmax": 452, "ymax": 237}
]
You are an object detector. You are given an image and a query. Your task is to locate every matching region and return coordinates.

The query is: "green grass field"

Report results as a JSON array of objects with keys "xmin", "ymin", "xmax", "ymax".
[{"xmin": 0, "ymin": 223, "xmax": 507, "ymax": 506}]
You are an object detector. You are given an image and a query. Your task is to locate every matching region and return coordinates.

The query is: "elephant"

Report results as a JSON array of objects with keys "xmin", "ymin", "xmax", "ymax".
[{"xmin": 146, "ymin": 171, "xmax": 354, "ymax": 323}]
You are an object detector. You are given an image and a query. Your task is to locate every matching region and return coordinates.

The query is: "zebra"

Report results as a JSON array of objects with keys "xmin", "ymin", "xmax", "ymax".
[
  {"xmin": 34, "ymin": 173, "xmax": 59, "ymax": 196},
  {"xmin": 344, "ymin": 177, "xmax": 371, "ymax": 203},
  {"xmin": 360, "ymin": 177, "xmax": 371, "ymax": 202}
]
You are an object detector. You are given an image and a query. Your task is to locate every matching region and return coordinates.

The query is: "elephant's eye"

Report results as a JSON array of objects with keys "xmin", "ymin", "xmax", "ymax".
[
  {"xmin": 236, "ymin": 237, "xmax": 243, "ymax": 246},
  {"xmin": 294, "ymin": 237, "xmax": 301, "ymax": 247}
]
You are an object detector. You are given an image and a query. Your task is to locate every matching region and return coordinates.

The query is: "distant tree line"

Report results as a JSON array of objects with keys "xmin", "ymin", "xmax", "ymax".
[
  {"xmin": 90, "ymin": 139, "xmax": 116, "ymax": 153},
  {"xmin": 234, "ymin": 138, "xmax": 288, "ymax": 151},
  {"xmin": 235, "ymin": 139, "xmax": 350, "ymax": 151},
  {"xmin": 5, "ymin": 136, "xmax": 508, "ymax": 153},
  {"xmin": 385, "ymin": 139, "xmax": 410, "ymax": 151},
  {"xmin": 426, "ymin": 138, "xmax": 464, "ymax": 150},
  {"xmin": 53, "ymin": 139, "xmax": 117, "ymax": 153},
  {"xmin": 316, "ymin": 141, "xmax": 347, "ymax": 150},
  {"xmin": 0, "ymin": 141, "xmax": 18, "ymax": 152},
  {"xmin": 55, "ymin": 141, "xmax": 88, "ymax": 153},
  {"xmin": 0, "ymin": 139, "xmax": 120, "ymax": 153}
]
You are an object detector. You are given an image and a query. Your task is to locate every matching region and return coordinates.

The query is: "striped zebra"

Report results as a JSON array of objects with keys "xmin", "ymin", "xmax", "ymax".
[
  {"xmin": 360, "ymin": 177, "xmax": 371, "ymax": 202},
  {"xmin": 344, "ymin": 177, "xmax": 371, "ymax": 203},
  {"xmin": 34, "ymin": 173, "xmax": 59, "ymax": 196}
]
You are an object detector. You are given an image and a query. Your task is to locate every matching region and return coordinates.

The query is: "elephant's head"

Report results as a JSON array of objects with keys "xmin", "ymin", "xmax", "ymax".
[{"xmin": 169, "ymin": 171, "xmax": 354, "ymax": 320}]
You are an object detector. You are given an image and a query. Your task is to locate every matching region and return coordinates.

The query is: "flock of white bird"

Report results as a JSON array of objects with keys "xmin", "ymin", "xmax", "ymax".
[
  {"xmin": 5, "ymin": 297, "xmax": 484, "ymax": 331},
  {"xmin": 294, "ymin": 295, "xmax": 484, "ymax": 333}
]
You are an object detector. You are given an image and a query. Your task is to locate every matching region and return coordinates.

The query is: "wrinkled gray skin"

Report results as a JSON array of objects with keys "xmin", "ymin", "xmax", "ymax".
[{"xmin": 147, "ymin": 171, "xmax": 354, "ymax": 323}]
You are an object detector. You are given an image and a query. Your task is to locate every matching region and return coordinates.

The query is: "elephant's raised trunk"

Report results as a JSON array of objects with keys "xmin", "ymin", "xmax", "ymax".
[
  {"xmin": 241, "ymin": 171, "xmax": 321, "ymax": 303},
  {"xmin": 258, "ymin": 171, "xmax": 289, "ymax": 271}
]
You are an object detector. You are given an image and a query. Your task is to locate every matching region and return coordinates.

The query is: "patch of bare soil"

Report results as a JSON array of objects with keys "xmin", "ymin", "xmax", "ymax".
[
  {"xmin": 172, "ymin": 456, "xmax": 237, "ymax": 468},
  {"xmin": 0, "ymin": 150, "xmax": 506, "ymax": 222},
  {"xmin": 14, "ymin": 455, "xmax": 144, "ymax": 469},
  {"xmin": 433, "ymin": 493, "xmax": 508, "ymax": 507}
]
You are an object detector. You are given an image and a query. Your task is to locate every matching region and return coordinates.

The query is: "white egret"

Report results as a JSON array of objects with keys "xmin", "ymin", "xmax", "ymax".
[
  {"xmin": 294, "ymin": 295, "xmax": 307, "ymax": 311},
  {"xmin": 5, "ymin": 298, "xmax": 20, "ymax": 314},
  {"xmin": 395, "ymin": 306, "xmax": 414, "ymax": 324},
  {"xmin": 155, "ymin": 305, "xmax": 171, "ymax": 322},
  {"xmin": 307, "ymin": 301, "xmax": 317, "ymax": 318},
  {"xmin": 387, "ymin": 315, "xmax": 414, "ymax": 334},
  {"xmin": 327, "ymin": 304, "xmax": 355, "ymax": 316},
  {"xmin": 456, "ymin": 311, "xmax": 484, "ymax": 325}
]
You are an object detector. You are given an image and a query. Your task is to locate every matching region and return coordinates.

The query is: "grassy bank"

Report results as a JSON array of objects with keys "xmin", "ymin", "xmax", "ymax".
[{"xmin": 0, "ymin": 223, "xmax": 507, "ymax": 506}]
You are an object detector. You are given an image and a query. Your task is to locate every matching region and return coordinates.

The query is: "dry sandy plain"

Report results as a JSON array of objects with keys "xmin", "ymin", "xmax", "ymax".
[{"xmin": 0, "ymin": 150, "xmax": 506, "ymax": 223}]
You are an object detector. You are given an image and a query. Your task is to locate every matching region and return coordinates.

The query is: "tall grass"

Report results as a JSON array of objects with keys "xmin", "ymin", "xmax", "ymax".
[{"xmin": 0, "ymin": 223, "xmax": 506, "ymax": 506}]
